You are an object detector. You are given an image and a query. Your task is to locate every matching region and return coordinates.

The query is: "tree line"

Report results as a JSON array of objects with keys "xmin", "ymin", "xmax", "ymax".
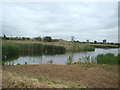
[
  {"xmin": 2, "ymin": 35, "xmax": 61, "ymax": 42},
  {"xmin": 1, "ymin": 35, "xmax": 120, "ymax": 45}
]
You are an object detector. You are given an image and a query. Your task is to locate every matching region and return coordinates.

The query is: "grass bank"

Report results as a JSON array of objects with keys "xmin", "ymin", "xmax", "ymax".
[{"xmin": 2, "ymin": 64, "xmax": 118, "ymax": 88}]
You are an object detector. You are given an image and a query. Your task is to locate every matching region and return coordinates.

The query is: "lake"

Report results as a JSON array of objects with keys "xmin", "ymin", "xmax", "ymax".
[{"xmin": 4, "ymin": 48, "xmax": 119, "ymax": 65}]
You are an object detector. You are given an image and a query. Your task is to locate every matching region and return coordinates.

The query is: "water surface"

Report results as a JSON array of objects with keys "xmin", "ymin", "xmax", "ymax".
[{"xmin": 5, "ymin": 48, "xmax": 119, "ymax": 65}]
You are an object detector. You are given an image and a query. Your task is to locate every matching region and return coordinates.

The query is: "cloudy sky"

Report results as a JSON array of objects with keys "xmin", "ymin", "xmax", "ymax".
[{"xmin": 0, "ymin": 2, "xmax": 118, "ymax": 42}]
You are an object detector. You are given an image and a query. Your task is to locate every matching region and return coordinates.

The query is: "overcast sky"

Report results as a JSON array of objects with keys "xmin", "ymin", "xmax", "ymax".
[{"xmin": 1, "ymin": 2, "xmax": 118, "ymax": 42}]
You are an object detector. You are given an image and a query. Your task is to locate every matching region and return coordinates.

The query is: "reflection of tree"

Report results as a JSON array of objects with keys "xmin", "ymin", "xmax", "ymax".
[
  {"xmin": 3, "ymin": 55, "xmax": 19, "ymax": 61},
  {"xmin": 71, "ymin": 53, "xmax": 74, "ymax": 63},
  {"xmin": 47, "ymin": 60, "xmax": 53, "ymax": 64},
  {"xmin": 39, "ymin": 56, "xmax": 42, "ymax": 64},
  {"xmin": 71, "ymin": 53, "xmax": 74, "ymax": 60},
  {"xmin": 2, "ymin": 55, "xmax": 19, "ymax": 65}
]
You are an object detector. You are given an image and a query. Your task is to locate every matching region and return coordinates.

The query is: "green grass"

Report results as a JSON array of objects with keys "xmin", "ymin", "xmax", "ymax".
[
  {"xmin": 96, "ymin": 53, "xmax": 119, "ymax": 64},
  {"xmin": 68, "ymin": 85, "xmax": 77, "ymax": 88},
  {"xmin": 37, "ymin": 77, "xmax": 78, "ymax": 88},
  {"xmin": 83, "ymin": 45, "xmax": 95, "ymax": 51},
  {"xmin": 37, "ymin": 77, "xmax": 47, "ymax": 82},
  {"xmin": 37, "ymin": 77, "xmax": 60, "ymax": 84}
]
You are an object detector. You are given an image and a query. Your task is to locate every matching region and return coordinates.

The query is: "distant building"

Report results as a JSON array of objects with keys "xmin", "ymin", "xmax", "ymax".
[
  {"xmin": 103, "ymin": 39, "xmax": 107, "ymax": 44},
  {"xmin": 86, "ymin": 40, "xmax": 89, "ymax": 43}
]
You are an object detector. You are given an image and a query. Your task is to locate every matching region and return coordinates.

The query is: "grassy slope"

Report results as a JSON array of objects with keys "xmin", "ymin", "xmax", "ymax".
[
  {"xmin": 3, "ymin": 40, "xmax": 95, "ymax": 52},
  {"xmin": 3, "ymin": 71, "xmax": 69, "ymax": 88},
  {"xmin": 2, "ymin": 64, "xmax": 118, "ymax": 88}
]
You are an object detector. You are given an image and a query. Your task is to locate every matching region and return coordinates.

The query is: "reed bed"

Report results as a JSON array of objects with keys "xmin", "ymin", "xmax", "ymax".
[
  {"xmin": 96, "ymin": 53, "xmax": 119, "ymax": 64},
  {"xmin": 2, "ymin": 43, "xmax": 66, "ymax": 60}
]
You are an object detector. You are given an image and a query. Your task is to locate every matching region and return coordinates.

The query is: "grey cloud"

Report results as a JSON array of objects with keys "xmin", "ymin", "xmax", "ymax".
[{"xmin": 1, "ymin": 2, "xmax": 118, "ymax": 42}]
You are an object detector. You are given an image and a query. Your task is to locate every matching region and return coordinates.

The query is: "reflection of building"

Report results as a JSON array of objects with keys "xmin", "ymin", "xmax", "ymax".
[{"xmin": 103, "ymin": 39, "xmax": 107, "ymax": 44}]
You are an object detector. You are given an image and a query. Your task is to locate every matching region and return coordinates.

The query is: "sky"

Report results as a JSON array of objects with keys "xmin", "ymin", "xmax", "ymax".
[{"xmin": 0, "ymin": 2, "xmax": 118, "ymax": 42}]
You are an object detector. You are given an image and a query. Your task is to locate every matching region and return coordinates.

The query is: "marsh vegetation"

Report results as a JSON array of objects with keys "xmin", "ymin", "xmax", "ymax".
[
  {"xmin": 2, "ymin": 42, "xmax": 65, "ymax": 59},
  {"xmin": 66, "ymin": 53, "xmax": 119, "ymax": 65},
  {"xmin": 96, "ymin": 53, "xmax": 120, "ymax": 64},
  {"xmin": 2, "ymin": 40, "xmax": 119, "ymax": 65}
]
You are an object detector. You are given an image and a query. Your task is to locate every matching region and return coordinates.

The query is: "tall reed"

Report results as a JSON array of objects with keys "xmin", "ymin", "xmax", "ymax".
[
  {"xmin": 2, "ymin": 43, "xmax": 66, "ymax": 60},
  {"xmin": 2, "ymin": 43, "xmax": 20, "ymax": 60},
  {"xmin": 18, "ymin": 43, "xmax": 66, "ymax": 54},
  {"xmin": 66, "ymin": 55, "xmax": 74, "ymax": 65}
]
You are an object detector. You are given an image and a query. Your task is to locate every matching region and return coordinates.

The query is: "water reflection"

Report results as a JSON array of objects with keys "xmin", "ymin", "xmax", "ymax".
[{"xmin": 4, "ymin": 48, "xmax": 119, "ymax": 65}]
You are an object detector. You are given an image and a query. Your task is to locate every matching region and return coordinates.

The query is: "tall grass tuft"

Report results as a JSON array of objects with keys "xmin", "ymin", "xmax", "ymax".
[{"xmin": 66, "ymin": 55, "xmax": 74, "ymax": 65}]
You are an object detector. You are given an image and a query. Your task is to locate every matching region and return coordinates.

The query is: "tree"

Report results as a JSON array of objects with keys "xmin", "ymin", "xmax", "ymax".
[
  {"xmin": 34, "ymin": 37, "xmax": 42, "ymax": 41},
  {"xmin": 3, "ymin": 34, "xmax": 6, "ymax": 40},
  {"xmin": 22, "ymin": 37, "xmax": 25, "ymax": 40},
  {"xmin": 26, "ymin": 37, "xmax": 30, "ymax": 40},
  {"xmin": 43, "ymin": 36, "xmax": 52, "ymax": 42},
  {"xmin": 71, "ymin": 36, "xmax": 75, "ymax": 42},
  {"xmin": 94, "ymin": 40, "xmax": 97, "ymax": 44}
]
